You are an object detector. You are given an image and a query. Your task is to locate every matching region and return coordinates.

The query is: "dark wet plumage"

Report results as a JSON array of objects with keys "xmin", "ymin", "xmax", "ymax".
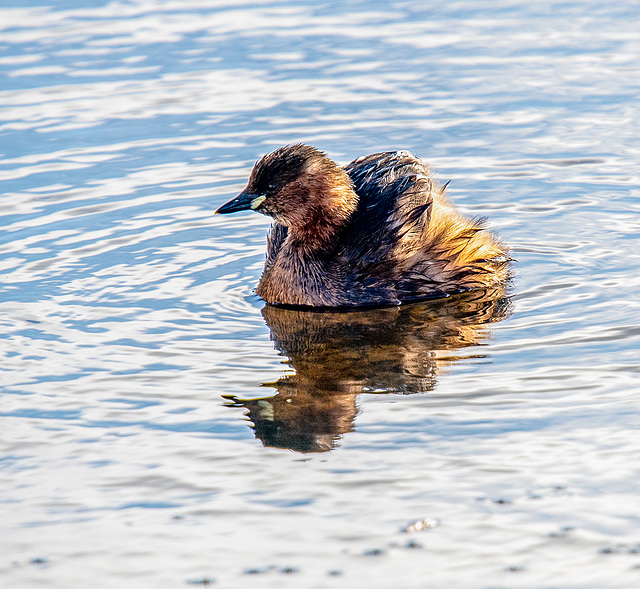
[{"xmin": 216, "ymin": 144, "xmax": 511, "ymax": 307}]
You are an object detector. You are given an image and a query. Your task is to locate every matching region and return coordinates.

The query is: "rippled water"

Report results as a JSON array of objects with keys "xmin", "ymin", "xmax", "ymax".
[{"xmin": 2, "ymin": 1, "xmax": 640, "ymax": 587}]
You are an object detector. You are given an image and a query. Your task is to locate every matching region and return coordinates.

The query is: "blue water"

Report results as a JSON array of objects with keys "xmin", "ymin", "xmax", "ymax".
[{"xmin": 2, "ymin": 1, "xmax": 640, "ymax": 587}]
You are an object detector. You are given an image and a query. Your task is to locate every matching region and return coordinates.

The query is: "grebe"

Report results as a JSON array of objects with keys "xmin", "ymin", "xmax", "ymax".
[{"xmin": 216, "ymin": 144, "xmax": 510, "ymax": 307}]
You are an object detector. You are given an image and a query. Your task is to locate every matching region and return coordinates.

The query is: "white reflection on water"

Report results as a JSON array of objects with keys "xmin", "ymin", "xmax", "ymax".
[{"xmin": 2, "ymin": 0, "xmax": 640, "ymax": 587}]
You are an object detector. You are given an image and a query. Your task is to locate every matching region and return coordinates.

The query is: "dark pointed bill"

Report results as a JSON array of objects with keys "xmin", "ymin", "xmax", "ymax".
[{"xmin": 215, "ymin": 189, "xmax": 266, "ymax": 214}]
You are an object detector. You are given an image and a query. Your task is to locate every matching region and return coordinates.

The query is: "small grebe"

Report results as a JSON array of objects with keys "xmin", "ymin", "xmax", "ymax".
[{"xmin": 216, "ymin": 145, "xmax": 510, "ymax": 307}]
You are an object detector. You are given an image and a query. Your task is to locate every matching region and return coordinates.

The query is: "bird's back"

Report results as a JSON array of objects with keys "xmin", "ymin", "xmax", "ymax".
[{"xmin": 335, "ymin": 151, "xmax": 509, "ymax": 305}]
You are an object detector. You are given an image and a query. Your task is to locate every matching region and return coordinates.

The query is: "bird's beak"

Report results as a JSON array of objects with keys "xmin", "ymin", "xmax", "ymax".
[{"xmin": 215, "ymin": 189, "xmax": 266, "ymax": 214}]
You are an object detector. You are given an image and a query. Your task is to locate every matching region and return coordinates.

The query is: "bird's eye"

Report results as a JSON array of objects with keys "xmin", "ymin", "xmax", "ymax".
[{"xmin": 267, "ymin": 181, "xmax": 277, "ymax": 192}]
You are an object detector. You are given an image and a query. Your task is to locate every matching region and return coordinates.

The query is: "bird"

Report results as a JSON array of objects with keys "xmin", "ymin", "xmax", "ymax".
[{"xmin": 215, "ymin": 144, "xmax": 511, "ymax": 307}]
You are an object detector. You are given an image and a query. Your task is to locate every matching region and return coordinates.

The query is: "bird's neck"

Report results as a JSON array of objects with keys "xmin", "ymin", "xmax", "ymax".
[{"xmin": 288, "ymin": 166, "xmax": 358, "ymax": 251}]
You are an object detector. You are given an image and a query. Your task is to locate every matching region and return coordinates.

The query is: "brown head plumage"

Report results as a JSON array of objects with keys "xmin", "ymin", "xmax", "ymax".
[{"xmin": 216, "ymin": 144, "xmax": 358, "ymax": 247}]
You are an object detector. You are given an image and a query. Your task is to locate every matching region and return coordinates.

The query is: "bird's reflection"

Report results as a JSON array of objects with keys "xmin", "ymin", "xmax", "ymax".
[{"xmin": 223, "ymin": 288, "xmax": 511, "ymax": 453}]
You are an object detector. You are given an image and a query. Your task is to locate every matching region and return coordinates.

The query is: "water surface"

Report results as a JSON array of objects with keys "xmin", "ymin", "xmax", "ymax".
[{"xmin": 2, "ymin": 1, "xmax": 640, "ymax": 587}]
